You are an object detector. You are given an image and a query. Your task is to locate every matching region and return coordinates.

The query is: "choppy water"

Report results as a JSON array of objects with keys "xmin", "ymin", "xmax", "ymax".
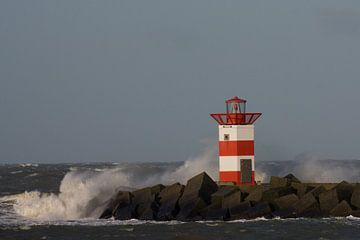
[{"xmin": 0, "ymin": 159, "xmax": 360, "ymax": 239}]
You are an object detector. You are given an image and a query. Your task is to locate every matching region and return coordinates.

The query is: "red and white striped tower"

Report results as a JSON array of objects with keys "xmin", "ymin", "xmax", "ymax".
[{"xmin": 210, "ymin": 97, "xmax": 262, "ymax": 186}]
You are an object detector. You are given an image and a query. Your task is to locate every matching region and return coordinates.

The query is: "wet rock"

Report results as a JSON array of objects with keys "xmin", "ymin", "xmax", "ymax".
[
  {"xmin": 228, "ymin": 201, "xmax": 251, "ymax": 219},
  {"xmin": 222, "ymin": 190, "xmax": 242, "ymax": 209},
  {"xmin": 114, "ymin": 205, "xmax": 133, "ymax": 220},
  {"xmin": 177, "ymin": 172, "xmax": 218, "ymax": 220},
  {"xmin": 157, "ymin": 183, "xmax": 184, "ymax": 220},
  {"xmin": 293, "ymin": 192, "xmax": 319, "ymax": 216},
  {"xmin": 200, "ymin": 207, "xmax": 230, "ymax": 221},
  {"xmin": 101, "ymin": 191, "xmax": 132, "ymax": 219},
  {"xmin": 272, "ymin": 207, "xmax": 297, "ymax": 218},
  {"xmin": 131, "ymin": 184, "xmax": 164, "ymax": 220},
  {"xmin": 270, "ymin": 174, "xmax": 300, "ymax": 189},
  {"xmin": 351, "ymin": 184, "xmax": 360, "ymax": 209},
  {"xmin": 334, "ymin": 181, "xmax": 354, "ymax": 203},
  {"xmin": 351, "ymin": 210, "xmax": 360, "ymax": 217},
  {"xmin": 245, "ymin": 186, "xmax": 264, "ymax": 203},
  {"xmin": 270, "ymin": 176, "xmax": 288, "ymax": 188},
  {"xmin": 330, "ymin": 200, "xmax": 353, "ymax": 217},
  {"xmin": 319, "ymin": 189, "xmax": 339, "ymax": 215},
  {"xmin": 244, "ymin": 202, "xmax": 272, "ymax": 219},
  {"xmin": 274, "ymin": 194, "xmax": 299, "ymax": 210},
  {"xmin": 262, "ymin": 187, "xmax": 296, "ymax": 207},
  {"xmin": 291, "ymin": 183, "xmax": 314, "ymax": 198},
  {"xmin": 211, "ymin": 185, "xmax": 238, "ymax": 207},
  {"xmin": 308, "ymin": 185, "xmax": 326, "ymax": 200},
  {"xmin": 284, "ymin": 174, "xmax": 301, "ymax": 184}
]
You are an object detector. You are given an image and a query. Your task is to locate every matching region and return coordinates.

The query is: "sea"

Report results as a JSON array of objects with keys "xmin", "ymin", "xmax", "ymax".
[{"xmin": 0, "ymin": 157, "xmax": 360, "ymax": 240}]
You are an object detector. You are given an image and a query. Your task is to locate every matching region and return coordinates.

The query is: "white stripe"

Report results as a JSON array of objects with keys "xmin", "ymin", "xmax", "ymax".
[
  {"xmin": 219, "ymin": 125, "xmax": 254, "ymax": 141},
  {"xmin": 219, "ymin": 156, "xmax": 255, "ymax": 171}
]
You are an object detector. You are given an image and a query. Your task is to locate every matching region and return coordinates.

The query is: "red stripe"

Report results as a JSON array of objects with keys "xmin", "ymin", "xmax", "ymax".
[
  {"xmin": 219, "ymin": 140, "xmax": 254, "ymax": 156},
  {"xmin": 219, "ymin": 171, "xmax": 255, "ymax": 186},
  {"xmin": 219, "ymin": 171, "xmax": 240, "ymax": 184}
]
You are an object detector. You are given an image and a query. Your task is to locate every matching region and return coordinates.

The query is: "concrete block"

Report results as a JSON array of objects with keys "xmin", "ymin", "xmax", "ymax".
[
  {"xmin": 274, "ymin": 194, "xmax": 299, "ymax": 209},
  {"xmin": 330, "ymin": 200, "xmax": 353, "ymax": 217},
  {"xmin": 319, "ymin": 189, "xmax": 339, "ymax": 215}
]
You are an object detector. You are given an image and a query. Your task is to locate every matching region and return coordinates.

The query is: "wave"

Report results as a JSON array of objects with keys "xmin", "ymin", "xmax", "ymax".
[{"xmin": 3, "ymin": 145, "xmax": 360, "ymax": 222}]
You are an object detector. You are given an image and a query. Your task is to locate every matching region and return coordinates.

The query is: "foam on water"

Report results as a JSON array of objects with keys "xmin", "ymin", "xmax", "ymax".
[{"xmin": 0, "ymin": 145, "xmax": 359, "ymax": 225}]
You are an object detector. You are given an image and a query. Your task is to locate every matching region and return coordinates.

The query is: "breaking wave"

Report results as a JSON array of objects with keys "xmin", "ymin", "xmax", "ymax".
[{"xmin": 2, "ymin": 146, "xmax": 359, "ymax": 222}]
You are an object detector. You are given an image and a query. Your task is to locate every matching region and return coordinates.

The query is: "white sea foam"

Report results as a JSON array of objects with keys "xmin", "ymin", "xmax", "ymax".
[{"xmin": 11, "ymin": 145, "xmax": 220, "ymax": 221}]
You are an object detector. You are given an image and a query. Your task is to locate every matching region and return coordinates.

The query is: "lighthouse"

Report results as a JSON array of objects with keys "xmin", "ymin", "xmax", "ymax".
[{"xmin": 210, "ymin": 97, "xmax": 262, "ymax": 186}]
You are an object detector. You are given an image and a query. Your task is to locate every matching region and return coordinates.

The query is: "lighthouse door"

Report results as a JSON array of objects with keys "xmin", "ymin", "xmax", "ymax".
[{"xmin": 240, "ymin": 159, "xmax": 252, "ymax": 183}]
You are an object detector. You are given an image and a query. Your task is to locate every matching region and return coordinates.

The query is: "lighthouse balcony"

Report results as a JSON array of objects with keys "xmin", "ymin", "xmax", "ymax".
[{"xmin": 210, "ymin": 113, "xmax": 262, "ymax": 125}]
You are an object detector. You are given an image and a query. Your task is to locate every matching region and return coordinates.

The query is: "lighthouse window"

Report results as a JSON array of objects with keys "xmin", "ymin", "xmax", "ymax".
[{"xmin": 224, "ymin": 134, "xmax": 230, "ymax": 140}]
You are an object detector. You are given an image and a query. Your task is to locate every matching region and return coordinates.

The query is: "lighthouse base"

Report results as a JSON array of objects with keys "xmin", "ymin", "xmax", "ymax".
[{"xmin": 219, "ymin": 171, "xmax": 255, "ymax": 186}]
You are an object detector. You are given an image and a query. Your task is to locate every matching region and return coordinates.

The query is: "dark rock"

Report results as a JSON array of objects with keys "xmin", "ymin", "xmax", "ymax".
[
  {"xmin": 319, "ymin": 189, "xmax": 339, "ymax": 215},
  {"xmin": 177, "ymin": 172, "xmax": 218, "ymax": 220},
  {"xmin": 157, "ymin": 183, "xmax": 184, "ymax": 220},
  {"xmin": 291, "ymin": 183, "xmax": 314, "ymax": 198},
  {"xmin": 284, "ymin": 174, "xmax": 301, "ymax": 184},
  {"xmin": 228, "ymin": 201, "xmax": 251, "ymax": 219},
  {"xmin": 272, "ymin": 207, "xmax": 297, "ymax": 218},
  {"xmin": 351, "ymin": 210, "xmax": 360, "ymax": 217},
  {"xmin": 270, "ymin": 176, "xmax": 289, "ymax": 188},
  {"xmin": 274, "ymin": 194, "xmax": 299, "ymax": 209},
  {"xmin": 334, "ymin": 181, "xmax": 354, "ymax": 203},
  {"xmin": 244, "ymin": 202, "xmax": 272, "ymax": 219},
  {"xmin": 262, "ymin": 187, "xmax": 296, "ymax": 206},
  {"xmin": 350, "ymin": 184, "xmax": 360, "ymax": 209},
  {"xmin": 200, "ymin": 207, "xmax": 230, "ymax": 220},
  {"xmin": 177, "ymin": 197, "xmax": 207, "ymax": 220},
  {"xmin": 222, "ymin": 190, "xmax": 242, "ymax": 209},
  {"xmin": 245, "ymin": 186, "xmax": 264, "ymax": 203},
  {"xmin": 101, "ymin": 191, "xmax": 132, "ymax": 219},
  {"xmin": 308, "ymin": 185, "xmax": 326, "ymax": 199},
  {"xmin": 181, "ymin": 172, "xmax": 218, "ymax": 204},
  {"xmin": 211, "ymin": 185, "xmax": 238, "ymax": 207},
  {"xmin": 299, "ymin": 206, "xmax": 322, "ymax": 218},
  {"xmin": 330, "ymin": 200, "xmax": 353, "ymax": 217},
  {"xmin": 131, "ymin": 184, "xmax": 164, "ymax": 220},
  {"xmin": 293, "ymin": 192, "xmax": 319, "ymax": 216},
  {"xmin": 114, "ymin": 205, "xmax": 133, "ymax": 220}
]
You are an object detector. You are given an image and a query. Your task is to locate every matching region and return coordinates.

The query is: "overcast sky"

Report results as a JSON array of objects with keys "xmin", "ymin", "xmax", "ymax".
[{"xmin": 1, "ymin": 1, "xmax": 360, "ymax": 163}]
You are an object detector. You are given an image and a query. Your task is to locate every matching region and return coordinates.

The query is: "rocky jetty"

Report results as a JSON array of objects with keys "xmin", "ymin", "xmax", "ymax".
[{"xmin": 100, "ymin": 172, "xmax": 360, "ymax": 221}]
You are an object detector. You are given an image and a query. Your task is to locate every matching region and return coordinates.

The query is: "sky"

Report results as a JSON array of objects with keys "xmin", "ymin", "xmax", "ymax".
[{"xmin": 1, "ymin": 1, "xmax": 360, "ymax": 163}]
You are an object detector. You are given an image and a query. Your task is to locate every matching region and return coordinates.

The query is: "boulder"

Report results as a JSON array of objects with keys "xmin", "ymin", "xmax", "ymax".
[
  {"xmin": 211, "ymin": 185, "xmax": 238, "ymax": 207},
  {"xmin": 350, "ymin": 184, "xmax": 360, "ymax": 209},
  {"xmin": 293, "ymin": 192, "xmax": 319, "ymax": 216},
  {"xmin": 222, "ymin": 190, "xmax": 242, "ymax": 209},
  {"xmin": 245, "ymin": 186, "xmax": 264, "ymax": 203},
  {"xmin": 177, "ymin": 172, "xmax": 218, "ymax": 220},
  {"xmin": 319, "ymin": 189, "xmax": 339, "ymax": 215},
  {"xmin": 272, "ymin": 208, "xmax": 297, "ymax": 218},
  {"xmin": 270, "ymin": 174, "xmax": 300, "ymax": 188},
  {"xmin": 270, "ymin": 176, "xmax": 288, "ymax": 188},
  {"xmin": 244, "ymin": 202, "xmax": 272, "ymax": 219},
  {"xmin": 114, "ymin": 205, "xmax": 133, "ymax": 220},
  {"xmin": 351, "ymin": 210, "xmax": 360, "ymax": 217},
  {"xmin": 157, "ymin": 183, "xmax": 184, "ymax": 220},
  {"xmin": 100, "ymin": 191, "xmax": 132, "ymax": 219},
  {"xmin": 334, "ymin": 181, "xmax": 354, "ymax": 203},
  {"xmin": 308, "ymin": 185, "xmax": 326, "ymax": 199},
  {"xmin": 131, "ymin": 184, "xmax": 164, "ymax": 220},
  {"xmin": 274, "ymin": 194, "xmax": 299, "ymax": 209},
  {"xmin": 284, "ymin": 174, "xmax": 301, "ymax": 184},
  {"xmin": 291, "ymin": 183, "xmax": 314, "ymax": 198},
  {"xmin": 262, "ymin": 187, "xmax": 296, "ymax": 206},
  {"xmin": 200, "ymin": 207, "xmax": 230, "ymax": 220},
  {"xmin": 228, "ymin": 201, "xmax": 251, "ymax": 218},
  {"xmin": 330, "ymin": 200, "xmax": 353, "ymax": 217}
]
